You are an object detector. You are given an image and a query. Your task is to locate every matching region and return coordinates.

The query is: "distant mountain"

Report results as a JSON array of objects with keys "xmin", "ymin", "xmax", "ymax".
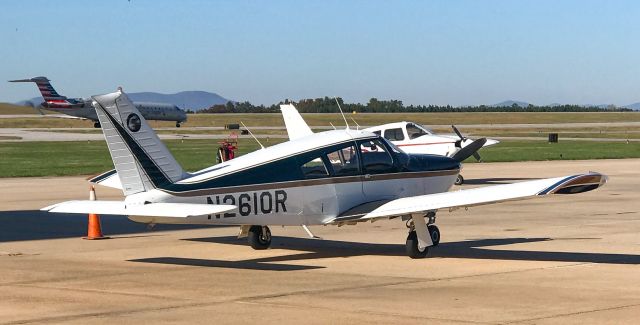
[
  {"xmin": 584, "ymin": 104, "xmax": 612, "ymax": 109},
  {"xmin": 622, "ymin": 102, "xmax": 640, "ymax": 111},
  {"xmin": 15, "ymin": 91, "xmax": 230, "ymax": 111},
  {"xmin": 491, "ymin": 100, "xmax": 531, "ymax": 107}
]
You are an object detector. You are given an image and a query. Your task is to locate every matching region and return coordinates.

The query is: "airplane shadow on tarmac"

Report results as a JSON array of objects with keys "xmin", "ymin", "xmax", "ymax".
[
  {"xmin": 129, "ymin": 235, "xmax": 640, "ymax": 271},
  {"xmin": 0, "ymin": 210, "xmax": 217, "ymax": 242}
]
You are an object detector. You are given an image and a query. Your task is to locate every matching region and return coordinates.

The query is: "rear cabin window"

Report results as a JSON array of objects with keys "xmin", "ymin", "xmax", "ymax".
[
  {"xmin": 358, "ymin": 139, "xmax": 395, "ymax": 174},
  {"xmin": 383, "ymin": 128, "xmax": 405, "ymax": 141},
  {"xmin": 325, "ymin": 144, "xmax": 360, "ymax": 176}
]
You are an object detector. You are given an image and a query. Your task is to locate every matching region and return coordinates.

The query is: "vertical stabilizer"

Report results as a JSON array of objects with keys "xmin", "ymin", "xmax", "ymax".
[
  {"xmin": 9, "ymin": 76, "xmax": 67, "ymax": 101},
  {"xmin": 280, "ymin": 104, "xmax": 313, "ymax": 140},
  {"xmin": 92, "ymin": 89, "xmax": 185, "ymax": 195}
]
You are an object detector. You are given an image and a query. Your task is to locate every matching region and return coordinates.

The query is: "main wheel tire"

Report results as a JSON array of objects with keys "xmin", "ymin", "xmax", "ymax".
[
  {"xmin": 455, "ymin": 174, "xmax": 464, "ymax": 185},
  {"xmin": 248, "ymin": 225, "xmax": 271, "ymax": 250},
  {"xmin": 428, "ymin": 225, "xmax": 440, "ymax": 246},
  {"xmin": 93, "ymin": 122, "xmax": 101, "ymax": 128},
  {"xmin": 176, "ymin": 122, "xmax": 181, "ymax": 127},
  {"xmin": 405, "ymin": 231, "xmax": 429, "ymax": 259}
]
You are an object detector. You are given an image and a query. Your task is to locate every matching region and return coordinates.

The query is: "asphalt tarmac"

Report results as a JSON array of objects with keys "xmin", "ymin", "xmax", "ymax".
[{"xmin": 0, "ymin": 159, "xmax": 638, "ymax": 324}]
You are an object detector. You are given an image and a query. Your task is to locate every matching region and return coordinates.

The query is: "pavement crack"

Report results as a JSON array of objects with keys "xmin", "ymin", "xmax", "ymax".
[
  {"xmin": 235, "ymin": 300, "xmax": 497, "ymax": 324},
  {"xmin": 12, "ymin": 283, "xmax": 183, "ymax": 301},
  {"xmin": 503, "ymin": 302, "xmax": 640, "ymax": 324}
]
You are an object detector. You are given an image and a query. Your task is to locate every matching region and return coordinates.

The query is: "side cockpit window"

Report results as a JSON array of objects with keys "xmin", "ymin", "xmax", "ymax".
[
  {"xmin": 406, "ymin": 123, "xmax": 429, "ymax": 139},
  {"xmin": 358, "ymin": 139, "xmax": 396, "ymax": 174},
  {"xmin": 296, "ymin": 142, "xmax": 361, "ymax": 179},
  {"xmin": 326, "ymin": 144, "xmax": 360, "ymax": 176}
]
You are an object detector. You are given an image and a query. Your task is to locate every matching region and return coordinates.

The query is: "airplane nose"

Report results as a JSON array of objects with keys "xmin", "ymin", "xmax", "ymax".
[
  {"xmin": 177, "ymin": 108, "xmax": 187, "ymax": 121},
  {"xmin": 407, "ymin": 154, "xmax": 461, "ymax": 172}
]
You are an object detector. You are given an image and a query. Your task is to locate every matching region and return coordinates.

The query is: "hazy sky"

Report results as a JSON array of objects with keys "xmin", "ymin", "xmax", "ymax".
[{"xmin": 1, "ymin": 0, "xmax": 639, "ymax": 106}]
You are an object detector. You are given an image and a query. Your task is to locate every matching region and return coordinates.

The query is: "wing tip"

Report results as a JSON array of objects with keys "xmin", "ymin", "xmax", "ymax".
[{"xmin": 538, "ymin": 172, "xmax": 607, "ymax": 195}]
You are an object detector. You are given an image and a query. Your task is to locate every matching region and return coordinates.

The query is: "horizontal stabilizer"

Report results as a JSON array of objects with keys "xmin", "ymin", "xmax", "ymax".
[
  {"xmin": 42, "ymin": 201, "xmax": 236, "ymax": 218},
  {"xmin": 87, "ymin": 169, "xmax": 122, "ymax": 190},
  {"xmin": 361, "ymin": 172, "xmax": 607, "ymax": 220}
]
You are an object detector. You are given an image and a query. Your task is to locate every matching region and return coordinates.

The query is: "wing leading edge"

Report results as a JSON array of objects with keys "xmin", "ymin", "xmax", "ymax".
[
  {"xmin": 42, "ymin": 201, "xmax": 236, "ymax": 218},
  {"xmin": 358, "ymin": 172, "xmax": 607, "ymax": 221}
]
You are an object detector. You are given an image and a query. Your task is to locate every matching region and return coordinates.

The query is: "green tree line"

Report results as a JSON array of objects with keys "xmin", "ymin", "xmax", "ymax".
[{"xmin": 195, "ymin": 97, "xmax": 633, "ymax": 114}]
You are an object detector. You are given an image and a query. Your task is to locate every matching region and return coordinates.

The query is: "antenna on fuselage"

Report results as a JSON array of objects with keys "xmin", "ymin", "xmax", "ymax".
[
  {"xmin": 350, "ymin": 117, "xmax": 360, "ymax": 130},
  {"xmin": 240, "ymin": 121, "xmax": 264, "ymax": 149},
  {"xmin": 334, "ymin": 97, "xmax": 349, "ymax": 129}
]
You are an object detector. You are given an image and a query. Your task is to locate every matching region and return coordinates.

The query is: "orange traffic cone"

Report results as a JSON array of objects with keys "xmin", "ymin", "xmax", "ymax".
[{"xmin": 83, "ymin": 185, "xmax": 109, "ymax": 240}]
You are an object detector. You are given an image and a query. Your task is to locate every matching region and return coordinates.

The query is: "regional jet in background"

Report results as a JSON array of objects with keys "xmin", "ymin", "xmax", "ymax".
[
  {"xmin": 9, "ymin": 77, "xmax": 187, "ymax": 127},
  {"xmin": 43, "ymin": 89, "xmax": 606, "ymax": 258},
  {"xmin": 281, "ymin": 104, "xmax": 499, "ymax": 184}
]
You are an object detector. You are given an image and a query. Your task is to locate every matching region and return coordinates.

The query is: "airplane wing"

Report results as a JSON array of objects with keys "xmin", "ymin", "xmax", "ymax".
[
  {"xmin": 42, "ymin": 201, "xmax": 236, "ymax": 218},
  {"xmin": 87, "ymin": 169, "xmax": 122, "ymax": 190},
  {"xmin": 280, "ymin": 104, "xmax": 313, "ymax": 140},
  {"xmin": 330, "ymin": 172, "xmax": 606, "ymax": 223}
]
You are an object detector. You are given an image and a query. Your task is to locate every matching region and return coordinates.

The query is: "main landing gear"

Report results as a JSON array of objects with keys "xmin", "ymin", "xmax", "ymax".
[
  {"xmin": 455, "ymin": 174, "xmax": 464, "ymax": 185},
  {"xmin": 176, "ymin": 122, "xmax": 181, "ymax": 127},
  {"xmin": 247, "ymin": 225, "xmax": 272, "ymax": 250},
  {"xmin": 405, "ymin": 212, "xmax": 440, "ymax": 259},
  {"xmin": 93, "ymin": 122, "xmax": 101, "ymax": 128}
]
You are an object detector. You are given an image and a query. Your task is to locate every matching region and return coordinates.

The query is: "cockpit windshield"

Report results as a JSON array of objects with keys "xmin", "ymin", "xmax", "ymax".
[
  {"xmin": 406, "ymin": 123, "xmax": 433, "ymax": 139},
  {"xmin": 379, "ymin": 136, "xmax": 405, "ymax": 154}
]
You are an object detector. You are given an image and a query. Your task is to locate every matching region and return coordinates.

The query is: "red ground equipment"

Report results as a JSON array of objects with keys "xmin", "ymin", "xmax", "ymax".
[{"xmin": 217, "ymin": 132, "xmax": 238, "ymax": 163}]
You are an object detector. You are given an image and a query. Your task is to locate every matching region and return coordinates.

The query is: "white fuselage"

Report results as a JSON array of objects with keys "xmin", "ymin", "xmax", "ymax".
[
  {"xmin": 127, "ymin": 170, "xmax": 457, "ymax": 226},
  {"xmin": 365, "ymin": 121, "xmax": 498, "ymax": 158},
  {"xmin": 43, "ymin": 99, "xmax": 187, "ymax": 123}
]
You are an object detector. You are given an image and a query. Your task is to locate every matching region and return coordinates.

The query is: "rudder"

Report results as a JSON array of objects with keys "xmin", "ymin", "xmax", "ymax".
[{"xmin": 91, "ymin": 89, "xmax": 186, "ymax": 195}]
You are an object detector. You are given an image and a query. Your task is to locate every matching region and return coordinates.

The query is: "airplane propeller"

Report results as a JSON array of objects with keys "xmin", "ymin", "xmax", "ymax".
[
  {"xmin": 451, "ymin": 125, "xmax": 485, "ymax": 162},
  {"xmin": 452, "ymin": 125, "xmax": 465, "ymax": 143},
  {"xmin": 451, "ymin": 137, "xmax": 487, "ymax": 162}
]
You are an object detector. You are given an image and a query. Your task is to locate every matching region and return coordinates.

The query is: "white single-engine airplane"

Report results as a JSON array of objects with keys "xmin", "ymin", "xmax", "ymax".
[
  {"xmin": 43, "ymin": 89, "xmax": 607, "ymax": 258},
  {"xmin": 9, "ymin": 76, "xmax": 187, "ymax": 127},
  {"xmin": 281, "ymin": 104, "xmax": 499, "ymax": 185},
  {"xmin": 365, "ymin": 122, "xmax": 499, "ymax": 162}
]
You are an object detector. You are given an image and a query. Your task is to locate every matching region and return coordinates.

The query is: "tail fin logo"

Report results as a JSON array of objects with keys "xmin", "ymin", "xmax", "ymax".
[{"xmin": 127, "ymin": 113, "xmax": 142, "ymax": 132}]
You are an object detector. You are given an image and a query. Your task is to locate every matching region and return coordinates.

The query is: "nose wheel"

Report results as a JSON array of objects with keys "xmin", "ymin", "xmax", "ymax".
[
  {"xmin": 455, "ymin": 174, "xmax": 464, "ymax": 185},
  {"xmin": 248, "ymin": 225, "xmax": 271, "ymax": 250},
  {"xmin": 175, "ymin": 122, "xmax": 181, "ymax": 127}
]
